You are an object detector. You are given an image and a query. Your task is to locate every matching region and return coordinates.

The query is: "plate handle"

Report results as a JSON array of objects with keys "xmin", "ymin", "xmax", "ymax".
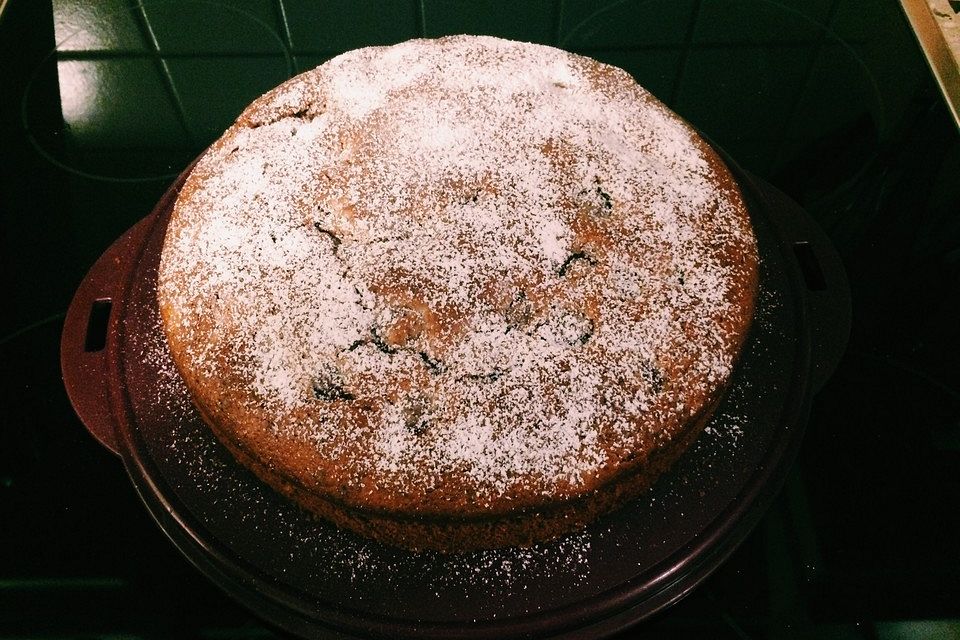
[
  {"xmin": 756, "ymin": 180, "xmax": 852, "ymax": 392},
  {"xmin": 60, "ymin": 216, "xmax": 156, "ymax": 456}
]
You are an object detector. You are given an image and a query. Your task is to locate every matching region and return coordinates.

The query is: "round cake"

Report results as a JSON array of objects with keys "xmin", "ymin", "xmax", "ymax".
[{"xmin": 157, "ymin": 35, "xmax": 759, "ymax": 552}]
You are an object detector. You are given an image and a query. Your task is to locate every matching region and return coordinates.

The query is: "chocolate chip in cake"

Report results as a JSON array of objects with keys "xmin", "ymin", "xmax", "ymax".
[
  {"xmin": 346, "ymin": 338, "xmax": 366, "ymax": 352},
  {"xmin": 458, "ymin": 188, "xmax": 482, "ymax": 205},
  {"xmin": 369, "ymin": 327, "xmax": 397, "ymax": 355},
  {"xmin": 576, "ymin": 318, "xmax": 595, "ymax": 345},
  {"xmin": 575, "ymin": 177, "xmax": 614, "ymax": 217},
  {"xmin": 641, "ymin": 359, "xmax": 666, "ymax": 394},
  {"xmin": 311, "ymin": 366, "xmax": 355, "ymax": 401},
  {"xmin": 418, "ymin": 350, "xmax": 444, "ymax": 373},
  {"xmin": 569, "ymin": 314, "xmax": 595, "ymax": 346},
  {"xmin": 558, "ymin": 251, "xmax": 594, "ymax": 277},
  {"xmin": 595, "ymin": 186, "xmax": 613, "ymax": 212},
  {"xmin": 402, "ymin": 401, "xmax": 431, "ymax": 436},
  {"xmin": 353, "ymin": 286, "xmax": 372, "ymax": 311},
  {"xmin": 312, "ymin": 223, "xmax": 342, "ymax": 253},
  {"xmin": 504, "ymin": 290, "xmax": 534, "ymax": 331},
  {"xmin": 461, "ymin": 368, "xmax": 505, "ymax": 383}
]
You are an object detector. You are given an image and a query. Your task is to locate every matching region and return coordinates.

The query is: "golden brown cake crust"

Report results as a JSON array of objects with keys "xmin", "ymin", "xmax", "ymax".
[{"xmin": 157, "ymin": 36, "xmax": 759, "ymax": 552}]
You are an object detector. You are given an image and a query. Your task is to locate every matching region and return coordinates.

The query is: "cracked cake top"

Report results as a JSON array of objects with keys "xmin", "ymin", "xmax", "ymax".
[{"xmin": 157, "ymin": 35, "xmax": 758, "ymax": 515}]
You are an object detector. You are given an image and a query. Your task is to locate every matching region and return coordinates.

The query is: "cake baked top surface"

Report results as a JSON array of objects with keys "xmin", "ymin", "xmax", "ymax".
[{"xmin": 157, "ymin": 35, "xmax": 758, "ymax": 514}]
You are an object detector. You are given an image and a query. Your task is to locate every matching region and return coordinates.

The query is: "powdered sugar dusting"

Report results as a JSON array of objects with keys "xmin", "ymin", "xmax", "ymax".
[{"xmin": 157, "ymin": 36, "xmax": 757, "ymax": 508}]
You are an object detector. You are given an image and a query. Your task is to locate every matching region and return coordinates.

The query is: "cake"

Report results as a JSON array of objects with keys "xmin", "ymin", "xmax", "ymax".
[{"xmin": 157, "ymin": 35, "xmax": 759, "ymax": 552}]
